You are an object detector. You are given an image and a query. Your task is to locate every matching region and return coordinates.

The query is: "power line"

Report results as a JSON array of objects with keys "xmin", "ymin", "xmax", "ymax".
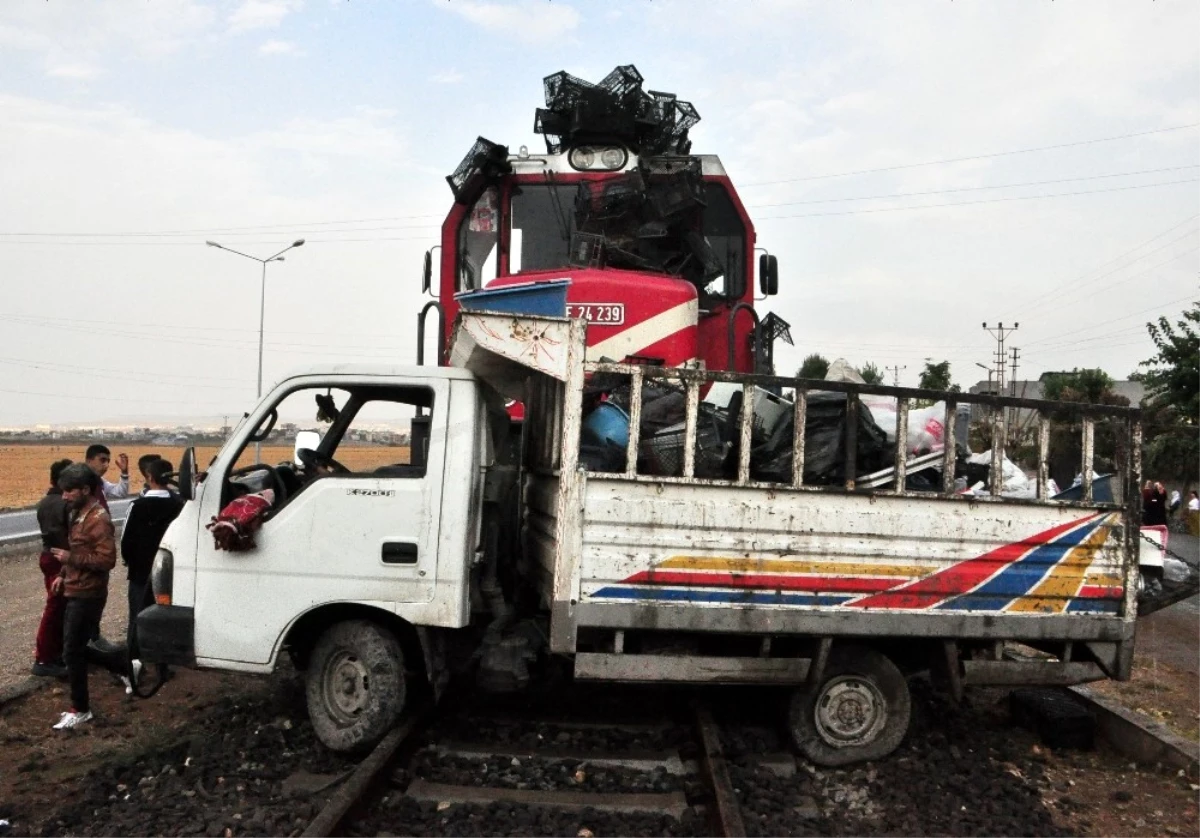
[
  {"xmin": 0, "ymin": 213, "xmax": 444, "ymax": 238},
  {"xmin": 740, "ymin": 122, "xmax": 1200, "ymax": 187},
  {"xmin": 0, "ymin": 235, "xmax": 436, "ymax": 246},
  {"xmin": 0, "ymin": 221, "xmax": 441, "ymax": 239},
  {"xmin": 1021, "ymin": 292, "xmax": 1199, "ymax": 349},
  {"xmin": 746, "ymin": 165, "xmax": 1200, "ymax": 209},
  {"xmin": 754, "ymin": 178, "xmax": 1199, "ymax": 220},
  {"xmin": 1025, "ymin": 246, "xmax": 1200, "ymax": 322},
  {"xmin": 1000, "ymin": 214, "xmax": 1200, "ymax": 318}
]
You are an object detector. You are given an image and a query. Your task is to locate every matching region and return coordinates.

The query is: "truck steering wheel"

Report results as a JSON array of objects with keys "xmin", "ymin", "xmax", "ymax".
[{"xmin": 296, "ymin": 447, "xmax": 351, "ymax": 475}]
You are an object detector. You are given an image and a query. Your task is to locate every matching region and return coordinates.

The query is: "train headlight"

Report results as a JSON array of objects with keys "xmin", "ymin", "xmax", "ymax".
[{"xmin": 568, "ymin": 145, "xmax": 628, "ymax": 172}]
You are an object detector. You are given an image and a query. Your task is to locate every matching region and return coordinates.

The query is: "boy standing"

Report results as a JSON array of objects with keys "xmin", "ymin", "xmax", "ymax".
[
  {"xmin": 136, "ymin": 454, "xmax": 162, "ymax": 495},
  {"xmin": 84, "ymin": 445, "xmax": 130, "ymax": 511},
  {"xmin": 32, "ymin": 459, "xmax": 73, "ymax": 678},
  {"xmin": 121, "ymin": 458, "xmax": 182, "ymax": 666},
  {"xmin": 50, "ymin": 464, "xmax": 117, "ymax": 730}
]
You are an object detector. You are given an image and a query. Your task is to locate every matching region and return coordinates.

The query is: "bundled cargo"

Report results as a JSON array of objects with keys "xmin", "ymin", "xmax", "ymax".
[{"xmin": 536, "ymin": 64, "xmax": 700, "ymax": 156}]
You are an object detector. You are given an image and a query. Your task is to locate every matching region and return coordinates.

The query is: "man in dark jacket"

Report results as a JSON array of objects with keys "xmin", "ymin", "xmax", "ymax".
[
  {"xmin": 120, "ymin": 458, "xmax": 182, "ymax": 667},
  {"xmin": 32, "ymin": 459, "xmax": 73, "ymax": 678},
  {"xmin": 50, "ymin": 463, "xmax": 117, "ymax": 730}
]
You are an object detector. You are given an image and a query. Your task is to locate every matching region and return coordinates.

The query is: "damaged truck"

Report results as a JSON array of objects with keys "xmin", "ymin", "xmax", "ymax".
[{"xmin": 137, "ymin": 67, "xmax": 1178, "ymax": 767}]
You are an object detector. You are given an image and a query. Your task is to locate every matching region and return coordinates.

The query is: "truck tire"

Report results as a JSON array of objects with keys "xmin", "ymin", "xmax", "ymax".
[
  {"xmin": 305, "ymin": 620, "xmax": 406, "ymax": 753},
  {"xmin": 788, "ymin": 645, "xmax": 910, "ymax": 767}
]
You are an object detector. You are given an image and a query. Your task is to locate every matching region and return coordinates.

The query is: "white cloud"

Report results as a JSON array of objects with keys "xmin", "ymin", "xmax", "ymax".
[
  {"xmin": 430, "ymin": 69, "xmax": 464, "ymax": 84},
  {"xmin": 442, "ymin": 0, "xmax": 580, "ymax": 44},
  {"xmin": 259, "ymin": 38, "xmax": 304, "ymax": 55},
  {"xmin": 0, "ymin": 0, "xmax": 217, "ymax": 76},
  {"xmin": 228, "ymin": 0, "xmax": 303, "ymax": 34},
  {"xmin": 46, "ymin": 62, "xmax": 103, "ymax": 80}
]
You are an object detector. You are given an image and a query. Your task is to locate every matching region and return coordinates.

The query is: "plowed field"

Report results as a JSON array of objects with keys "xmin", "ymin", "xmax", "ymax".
[{"xmin": 0, "ymin": 443, "xmax": 410, "ymax": 510}]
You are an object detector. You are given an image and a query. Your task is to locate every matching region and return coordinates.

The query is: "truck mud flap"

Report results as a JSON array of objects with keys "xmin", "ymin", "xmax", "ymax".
[{"xmin": 136, "ymin": 605, "xmax": 196, "ymax": 667}]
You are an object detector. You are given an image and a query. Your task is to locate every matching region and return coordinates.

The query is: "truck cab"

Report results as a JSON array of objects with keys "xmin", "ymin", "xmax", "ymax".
[{"xmin": 139, "ymin": 365, "xmax": 490, "ymax": 751}]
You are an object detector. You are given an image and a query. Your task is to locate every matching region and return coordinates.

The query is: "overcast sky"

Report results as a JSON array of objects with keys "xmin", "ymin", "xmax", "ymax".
[{"xmin": 1, "ymin": 0, "xmax": 1197, "ymax": 427}]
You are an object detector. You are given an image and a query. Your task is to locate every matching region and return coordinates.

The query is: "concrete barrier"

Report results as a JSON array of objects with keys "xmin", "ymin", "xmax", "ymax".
[
  {"xmin": 1070, "ymin": 684, "xmax": 1200, "ymax": 779},
  {"xmin": 0, "ymin": 535, "xmax": 41, "ymax": 558}
]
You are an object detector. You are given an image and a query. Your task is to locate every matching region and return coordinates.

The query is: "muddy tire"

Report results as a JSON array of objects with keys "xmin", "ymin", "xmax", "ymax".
[
  {"xmin": 305, "ymin": 620, "xmax": 406, "ymax": 753},
  {"xmin": 789, "ymin": 645, "xmax": 911, "ymax": 767}
]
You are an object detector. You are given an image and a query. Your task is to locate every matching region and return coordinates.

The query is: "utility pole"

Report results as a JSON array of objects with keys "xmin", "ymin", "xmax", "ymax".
[
  {"xmin": 982, "ymin": 322, "xmax": 1019, "ymax": 393},
  {"xmin": 1008, "ymin": 345, "xmax": 1021, "ymax": 432},
  {"xmin": 1009, "ymin": 346, "xmax": 1020, "ymax": 397},
  {"xmin": 885, "ymin": 364, "xmax": 906, "ymax": 386}
]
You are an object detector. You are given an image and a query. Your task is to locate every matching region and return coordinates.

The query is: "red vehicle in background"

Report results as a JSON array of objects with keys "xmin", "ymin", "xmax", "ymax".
[{"xmin": 418, "ymin": 66, "xmax": 788, "ymax": 383}]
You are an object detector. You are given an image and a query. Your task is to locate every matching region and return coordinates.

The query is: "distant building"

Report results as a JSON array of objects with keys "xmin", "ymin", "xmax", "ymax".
[{"xmin": 967, "ymin": 375, "xmax": 1145, "ymax": 429}]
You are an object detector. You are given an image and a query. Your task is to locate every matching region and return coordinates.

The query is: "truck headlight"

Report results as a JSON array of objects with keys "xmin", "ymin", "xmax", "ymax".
[{"xmin": 151, "ymin": 548, "xmax": 174, "ymax": 606}]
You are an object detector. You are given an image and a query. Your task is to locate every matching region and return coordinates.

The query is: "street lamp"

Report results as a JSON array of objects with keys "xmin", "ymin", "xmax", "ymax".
[
  {"xmin": 206, "ymin": 238, "xmax": 305, "ymax": 462},
  {"xmin": 975, "ymin": 362, "xmax": 994, "ymax": 391}
]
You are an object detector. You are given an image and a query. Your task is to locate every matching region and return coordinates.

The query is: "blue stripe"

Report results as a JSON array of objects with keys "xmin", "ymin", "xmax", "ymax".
[
  {"xmin": 936, "ymin": 519, "xmax": 1103, "ymax": 612},
  {"xmin": 591, "ymin": 586, "xmax": 854, "ymax": 607},
  {"xmin": 1065, "ymin": 598, "xmax": 1120, "ymax": 614}
]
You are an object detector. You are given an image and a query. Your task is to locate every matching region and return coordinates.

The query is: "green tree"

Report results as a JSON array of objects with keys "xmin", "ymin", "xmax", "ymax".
[
  {"xmin": 1042, "ymin": 368, "xmax": 1120, "ymax": 405},
  {"xmin": 859, "ymin": 362, "xmax": 884, "ymax": 385},
  {"xmin": 1139, "ymin": 301, "xmax": 1199, "ymax": 417},
  {"xmin": 797, "ymin": 353, "xmax": 829, "ymax": 380},
  {"xmin": 1137, "ymin": 302, "xmax": 1199, "ymax": 487},
  {"xmin": 919, "ymin": 360, "xmax": 954, "ymax": 391},
  {"xmin": 1038, "ymin": 368, "xmax": 1130, "ymax": 489}
]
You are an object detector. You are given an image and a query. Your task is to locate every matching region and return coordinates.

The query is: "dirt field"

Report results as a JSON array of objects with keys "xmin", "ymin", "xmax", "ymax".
[{"xmin": 0, "ymin": 443, "xmax": 411, "ymax": 510}]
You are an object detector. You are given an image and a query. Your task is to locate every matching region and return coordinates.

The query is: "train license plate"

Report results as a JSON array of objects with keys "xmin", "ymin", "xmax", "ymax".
[{"xmin": 567, "ymin": 303, "xmax": 625, "ymax": 325}]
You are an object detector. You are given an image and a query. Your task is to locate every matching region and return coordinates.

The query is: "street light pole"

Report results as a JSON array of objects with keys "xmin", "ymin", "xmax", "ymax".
[{"xmin": 206, "ymin": 238, "xmax": 305, "ymax": 462}]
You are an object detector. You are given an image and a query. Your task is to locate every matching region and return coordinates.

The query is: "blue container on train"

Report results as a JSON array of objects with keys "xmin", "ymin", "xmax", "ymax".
[
  {"xmin": 454, "ymin": 279, "xmax": 570, "ymax": 317},
  {"xmin": 582, "ymin": 402, "xmax": 631, "ymax": 448}
]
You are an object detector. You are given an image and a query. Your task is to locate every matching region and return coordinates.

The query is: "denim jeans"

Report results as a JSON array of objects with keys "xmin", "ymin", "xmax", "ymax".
[{"xmin": 63, "ymin": 596, "xmax": 106, "ymax": 713}]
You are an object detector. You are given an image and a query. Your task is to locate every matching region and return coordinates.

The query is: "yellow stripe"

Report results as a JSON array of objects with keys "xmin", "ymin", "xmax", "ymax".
[
  {"xmin": 1008, "ymin": 525, "xmax": 1114, "ymax": 613},
  {"xmin": 657, "ymin": 556, "xmax": 936, "ymax": 578},
  {"xmin": 1083, "ymin": 572, "xmax": 1123, "ymax": 588}
]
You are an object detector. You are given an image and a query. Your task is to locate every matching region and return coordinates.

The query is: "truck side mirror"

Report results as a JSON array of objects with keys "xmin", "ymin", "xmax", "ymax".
[
  {"xmin": 422, "ymin": 250, "xmax": 433, "ymax": 294},
  {"xmin": 178, "ymin": 447, "xmax": 196, "ymax": 502},
  {"xmin": 759, "ymin": 254, "xmax": 779, "ymax": 296},
  {"xmin": 294, "ymin": 430, "xmax": 321, "ymax": 466}
]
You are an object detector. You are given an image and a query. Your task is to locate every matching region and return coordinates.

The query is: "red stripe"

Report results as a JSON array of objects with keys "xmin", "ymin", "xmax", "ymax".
[
  {"xmin": 845, "ymin": 514, "xmax": 1100, "ymax": 610},
  {"xmin": 1077, "ymin": 585, "xmax": 1124, "ymax": 599},
  {"xmin": 626, "ymin": 570, "xmax": 901, "ymax": 593}
]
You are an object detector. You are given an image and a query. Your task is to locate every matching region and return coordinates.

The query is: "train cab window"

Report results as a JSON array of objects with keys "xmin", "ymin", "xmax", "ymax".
[
  {"xmin": 701, "ymin": 183, "xmax": 746, "ymax": 301},
  {"xmin": 457, "ymin": 187, "xmax": 500, "ymax": 291}
]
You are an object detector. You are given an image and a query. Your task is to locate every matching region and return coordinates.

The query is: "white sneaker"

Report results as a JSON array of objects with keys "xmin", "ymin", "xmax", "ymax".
[
  {"xmin": 121, "ymin": 660, "xmax": 143, "ymax": 696},
  {"xmin": 52, "ymin": 710, "xmax": 93, "ymax": 730}
]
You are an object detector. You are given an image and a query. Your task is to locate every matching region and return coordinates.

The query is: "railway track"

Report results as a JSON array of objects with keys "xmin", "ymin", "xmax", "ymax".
[
  {"xmin": 303, "ymin": 688, "xmax": 761, "ymax": 837},
  {"xmin": 8, "ymin": 671, "xmax": 1197, "ymax": 837}
]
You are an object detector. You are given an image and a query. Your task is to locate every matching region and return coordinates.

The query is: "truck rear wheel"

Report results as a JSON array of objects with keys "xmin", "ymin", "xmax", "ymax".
[
  {"xmin": 788, "ymin": 645, "xmax": 910, "ymax": 766},
  {"xmin": 305, "ymin": 620, "xmax": 406, "ymax": 753}
]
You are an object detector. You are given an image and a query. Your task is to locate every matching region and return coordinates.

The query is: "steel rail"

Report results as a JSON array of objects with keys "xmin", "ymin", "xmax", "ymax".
[
  {"xmin": 694, "ymin": 705, "xmax": 746, "ymax": 837},
  {"xmin": 302, "ymin": 709, "xmax": 430, "ymax": 837}
]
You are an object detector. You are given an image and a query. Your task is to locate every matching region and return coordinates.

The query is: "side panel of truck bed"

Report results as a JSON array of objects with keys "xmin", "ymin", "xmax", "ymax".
[{"xmin": 546, "ymin": 476, "xmax": 1134, "ymax": 644}]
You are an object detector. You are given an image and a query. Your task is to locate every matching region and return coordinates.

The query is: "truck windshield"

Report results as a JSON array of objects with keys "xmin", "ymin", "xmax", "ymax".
[{"xmin": 508, "ymin": 180, "xmax": 745, "ymax": 299}]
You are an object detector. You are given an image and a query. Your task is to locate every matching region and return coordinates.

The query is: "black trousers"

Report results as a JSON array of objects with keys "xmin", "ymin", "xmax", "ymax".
[
  {"xmin": 126, "ymin": 578, "xmax": 152, "ymax": 661},
  {"xmin": 63, "ymin": 596, "xmax": 105, "ymax": 713}
]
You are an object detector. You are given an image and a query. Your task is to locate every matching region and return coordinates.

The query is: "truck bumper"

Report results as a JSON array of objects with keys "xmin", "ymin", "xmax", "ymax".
[{"xmin": 136, "ymin": 605, "xmax": 196, "ymax": 666}]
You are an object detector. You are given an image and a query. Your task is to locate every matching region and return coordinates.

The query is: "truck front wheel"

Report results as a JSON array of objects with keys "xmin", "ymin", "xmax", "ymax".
[
  {"xmin": 305, "ymin": 620, "xmax": 406, "ymax": 753},
  {"xmin": 788, "ymin": 645, "xmax": 911, "ymax": 766}
]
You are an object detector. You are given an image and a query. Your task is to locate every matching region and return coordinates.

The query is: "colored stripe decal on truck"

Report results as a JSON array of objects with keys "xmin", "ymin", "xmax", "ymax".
[{"xmin": 586, "ymin": 512, "xmax": 1125, "ymax": 613}]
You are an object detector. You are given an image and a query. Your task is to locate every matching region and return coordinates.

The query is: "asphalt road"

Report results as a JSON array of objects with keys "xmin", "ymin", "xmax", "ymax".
[{"xmin": 0, "ymin": 498, "xmax": 135, "ymax": 543}]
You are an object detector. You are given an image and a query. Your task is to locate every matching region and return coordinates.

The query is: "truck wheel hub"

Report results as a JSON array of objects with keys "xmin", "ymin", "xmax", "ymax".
[
  {"xmin": 814, "ymin": 676, "xmax": 886, "ymax": 747},
  {"xmin": 323, "ymin": 652, "xmax": 369, "ymax": 721}
]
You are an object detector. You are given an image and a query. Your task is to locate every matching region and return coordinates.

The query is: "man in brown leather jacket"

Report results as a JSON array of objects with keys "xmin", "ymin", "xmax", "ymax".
[{"xmin": 49, "ymin": 463, "xmax": 117, "ymax": 730}]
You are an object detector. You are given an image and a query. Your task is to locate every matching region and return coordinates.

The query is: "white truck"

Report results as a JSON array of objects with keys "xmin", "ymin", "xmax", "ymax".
[{"xmin": 138, "ymin": 311, "xmax": 1144, "ymax": 765}]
